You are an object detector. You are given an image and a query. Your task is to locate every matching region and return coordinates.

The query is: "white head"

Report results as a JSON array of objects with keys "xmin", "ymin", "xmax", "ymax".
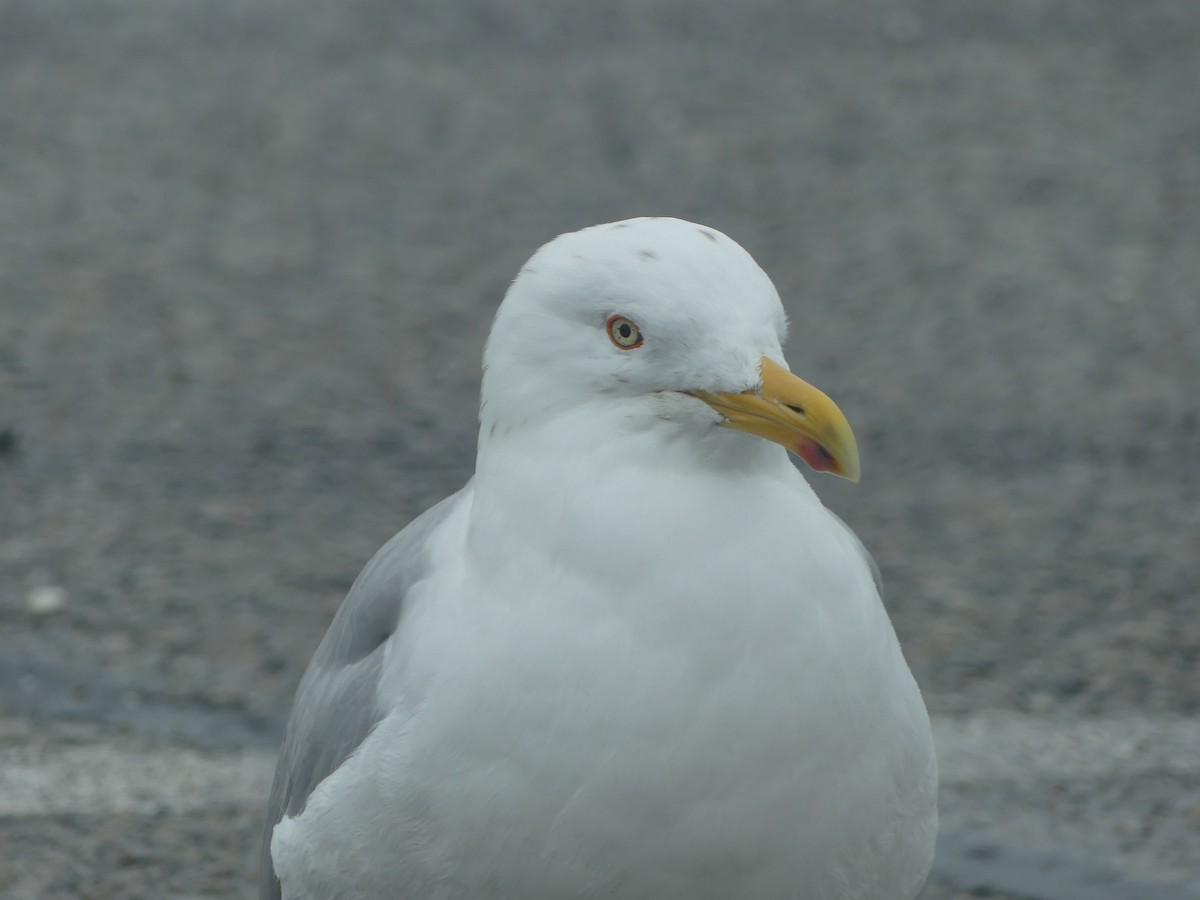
[{"xmin": 480, "ymin": 217, "xmax": 859, "ymax": 480}]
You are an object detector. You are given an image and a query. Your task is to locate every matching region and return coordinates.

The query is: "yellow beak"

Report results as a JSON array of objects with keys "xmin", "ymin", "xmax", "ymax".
[{"xmin": 690, "ymin": 357, "xmax": 861, "ymax": 482}]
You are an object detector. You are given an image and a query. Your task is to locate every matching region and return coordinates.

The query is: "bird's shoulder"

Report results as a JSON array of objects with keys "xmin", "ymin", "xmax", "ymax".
[{"xmin": 258, "ymin": 486, "xmax": 467, "ymax": 900}]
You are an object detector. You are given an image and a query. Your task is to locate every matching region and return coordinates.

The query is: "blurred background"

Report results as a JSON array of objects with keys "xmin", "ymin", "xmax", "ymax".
[{"xmin": 1, "ymin": 1, "xmax": 1197, "ymax": 897}]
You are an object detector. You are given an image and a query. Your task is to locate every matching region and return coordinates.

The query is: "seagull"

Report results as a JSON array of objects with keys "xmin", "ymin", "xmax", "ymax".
[{"xmin": 261, "ymin": 217, "xmax": 937, "ymax": 900}]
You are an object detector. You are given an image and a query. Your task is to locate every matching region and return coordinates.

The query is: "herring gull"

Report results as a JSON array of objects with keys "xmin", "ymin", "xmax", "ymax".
[{"xmin": 261, "ymin": 217, "xmax": 937, "ymax": 900}]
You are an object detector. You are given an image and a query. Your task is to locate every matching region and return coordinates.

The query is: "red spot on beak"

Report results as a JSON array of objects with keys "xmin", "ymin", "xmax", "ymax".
[{"xmin": 796, "ymin": 437, "xmax": 837, "ymax": 473}]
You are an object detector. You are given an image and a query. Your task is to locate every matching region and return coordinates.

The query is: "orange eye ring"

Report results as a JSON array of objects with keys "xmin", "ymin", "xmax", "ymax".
[{"xmin": 606, "ymin": 315, "xmax": 644, "ymax": 349}]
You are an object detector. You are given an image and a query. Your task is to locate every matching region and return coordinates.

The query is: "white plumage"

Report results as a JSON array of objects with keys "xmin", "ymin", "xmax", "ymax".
[{"xmin": 262, "ymin": 217, "xmax": 937, "ymax": 900}]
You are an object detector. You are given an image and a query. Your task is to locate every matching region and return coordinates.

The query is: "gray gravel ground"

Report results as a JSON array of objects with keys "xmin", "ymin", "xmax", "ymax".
[{"xmin": 1, "ymin": 0, "xmax": 1198, "ymax": 897}]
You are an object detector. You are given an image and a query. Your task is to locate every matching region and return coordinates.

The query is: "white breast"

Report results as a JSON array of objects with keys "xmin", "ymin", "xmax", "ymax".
[{"xmin": 273, "ymin": 442, "xmax": 937, "ymax": 900}]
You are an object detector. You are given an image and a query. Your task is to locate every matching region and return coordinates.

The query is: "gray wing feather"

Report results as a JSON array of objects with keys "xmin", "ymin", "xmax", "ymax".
[{"xmin": 259, "ymin": 489, "xmax": 464, "ymax": 900}]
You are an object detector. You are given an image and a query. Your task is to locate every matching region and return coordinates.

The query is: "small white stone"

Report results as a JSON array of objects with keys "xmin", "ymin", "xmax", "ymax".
[{"xmin": 26, "ymin": 585, "xmax": 67, "ymax": 616}]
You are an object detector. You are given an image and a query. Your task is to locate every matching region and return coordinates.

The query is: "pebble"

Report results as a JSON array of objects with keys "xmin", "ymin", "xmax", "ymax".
[{"xmin": 26, "ymin": 586, "xmax": 67, "ymax": 616}]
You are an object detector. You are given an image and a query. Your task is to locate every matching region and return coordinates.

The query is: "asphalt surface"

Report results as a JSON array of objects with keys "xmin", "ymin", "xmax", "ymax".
[{"xmin": 1, "ymin": 0, "xmax": 1198, "ymax": 897}]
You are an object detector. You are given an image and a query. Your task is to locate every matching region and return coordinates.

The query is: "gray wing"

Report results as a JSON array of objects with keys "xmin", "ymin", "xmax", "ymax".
[{"xmin": 259, "ymin": 489, "xmax": 465, "ymax": 900}]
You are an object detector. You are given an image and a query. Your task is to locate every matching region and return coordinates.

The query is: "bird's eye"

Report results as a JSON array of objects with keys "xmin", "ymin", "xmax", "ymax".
[{"xmin": 606, "ymin": 315, "xmax": 644, "ymax": 349}]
